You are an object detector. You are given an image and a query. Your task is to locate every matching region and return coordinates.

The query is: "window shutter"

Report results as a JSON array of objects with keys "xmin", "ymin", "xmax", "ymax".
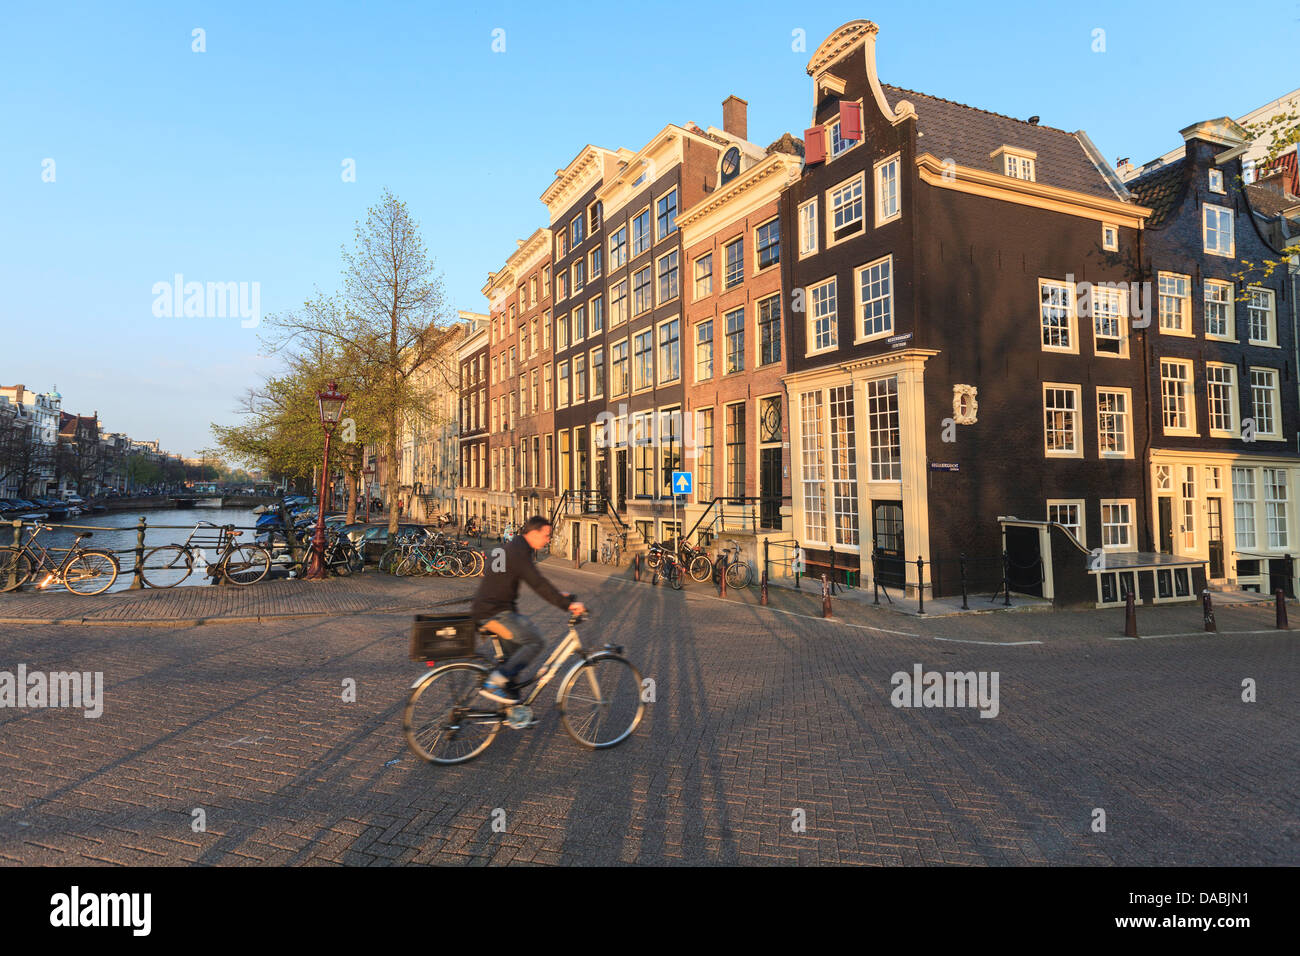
[
  {"xmin": 839, "ymin": 101, "xmax": 862, "ymax": 141},
  {"xmin": 804, "ymin": 127, "xmax": 826, "ymax": 165}
]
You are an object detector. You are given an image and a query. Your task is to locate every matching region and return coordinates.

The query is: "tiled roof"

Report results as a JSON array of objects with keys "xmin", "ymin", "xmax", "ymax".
[
  {"xmin": 1125, "ymin": 160, "xmax": 1187, "ymax": 228},
  {"xmin": 766, "ymin": 132, "xmax": 805, "ymax": 158},
  {"xmin": 1245, "ymin": 183, "xmax": 1300, "ymax": 220},
  {"xmin": 880, "ymin": 84, "xmax": 1118, "ymax": 199}
]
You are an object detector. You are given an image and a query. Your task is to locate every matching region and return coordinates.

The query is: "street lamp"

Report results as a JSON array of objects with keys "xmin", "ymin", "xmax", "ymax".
[
  {"xmin": 362, "ymin": 466, "xmax": 375, "ymax": 523},
  {"xmin": 305, "ymin": 382, "xmax": 348, "ymax": 580}
]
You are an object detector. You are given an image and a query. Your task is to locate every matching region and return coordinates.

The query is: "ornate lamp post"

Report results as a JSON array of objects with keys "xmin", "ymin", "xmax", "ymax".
[
  {"xmin": 362, "ymin": 466, "xmax": 375, "ymax": 523},
  {"xmin": 305, "ymin": 383, "xmax": 348, "ymax": 580}
]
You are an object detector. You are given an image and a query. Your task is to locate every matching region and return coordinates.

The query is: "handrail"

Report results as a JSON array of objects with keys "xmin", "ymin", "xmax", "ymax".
[{"xmin": 683, "ymin": 495, "xmax": 789, "ymax": 544}]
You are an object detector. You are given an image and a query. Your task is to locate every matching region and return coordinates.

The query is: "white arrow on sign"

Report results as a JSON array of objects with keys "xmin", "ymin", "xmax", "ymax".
[{"xmin": 675, "ymin": 475, "xmax": 689, "ymax": 492}]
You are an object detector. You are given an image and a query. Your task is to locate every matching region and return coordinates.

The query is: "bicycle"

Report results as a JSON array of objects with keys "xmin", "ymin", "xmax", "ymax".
[
  {"xmin": 403, "ymin": 602, "xmax": 645, "ymax": 765},
  {"xmin": 658, "ymin": 550, "xmax": 684, "ymax": 590},
  {"xmin": 0, "ymin": 523, "xmax": 120, "ymax": 595},
  {"xmin": 139, "ymin": 522, "xmax": 272, "ymax": 587},
  {"xmin": 712, "ymin": 538, "xmax": 752, "ymax": 589},
  {"xmin": 599, "ymin": 532, "xmax": 626, "ymax": 566}
]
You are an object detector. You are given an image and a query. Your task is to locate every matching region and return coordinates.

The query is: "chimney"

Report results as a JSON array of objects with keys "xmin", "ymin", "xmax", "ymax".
[
  {"xmin": 722, "ymin": 95, "xmax": 748, "ymax": 140},
  {"xmin": 1116, "ymin": 157, "xmax": 1132, "ymax": 178}
]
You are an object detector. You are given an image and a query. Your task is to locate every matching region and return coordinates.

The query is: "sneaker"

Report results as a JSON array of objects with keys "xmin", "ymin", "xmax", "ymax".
[{"xmin": 479, "ymin": 673, "xmax": 519, "ymax": 705}]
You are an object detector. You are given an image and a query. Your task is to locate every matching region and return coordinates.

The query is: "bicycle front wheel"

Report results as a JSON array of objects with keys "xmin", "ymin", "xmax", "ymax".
[
  {"xmin": 221, "ymin": 545, "xmax": 271, "ymax": 586},
  {"xmin": 558, "ymin": 653, "xmax": 645, "ymax": 749},
  {"xmin": 63, "ymin": 551, "xmax": 119, "ymax": 595},
  {"xmin": 669, "ymin": 564, "xmax": 683, "ymax": 590},
  {"xmin": 403, "ymin": 662, "xmax": 502, "ymax": 764},
  {"xmin": 688, "ymin": 554, "xmax": 713, "ymax": 583},
  {"xmin": 0, "ymin": 548, "xmax": 34, "ymax": 592},
  {"xmin": 726, "ymin": 562, "xmax": 752, "ymax": 589},
  {"xmin": 378, "ymin": 547, "xmax": 403, "ymax": 574},
  {"xmin": 140, "ymin": 545, "xmax": 193, "ymax": 588}
]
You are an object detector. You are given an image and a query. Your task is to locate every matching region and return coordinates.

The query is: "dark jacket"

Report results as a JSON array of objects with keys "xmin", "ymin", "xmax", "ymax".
[{"xmin": 471, "ymin": 535, "xmax": 570, "ymax": 623}]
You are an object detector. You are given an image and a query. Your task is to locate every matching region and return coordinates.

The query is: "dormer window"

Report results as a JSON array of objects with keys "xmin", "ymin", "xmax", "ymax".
[
  {"xmin": 1102, "ymin": 223, "xmax": 1118, "ymax": 251},
  {"xmin": 993, "ymin": 146, "xmax": 1037, "ymax": 182},
  {"xmin": 829, "ymin": 118, "xmax": 858, "ymax": 159},
  {"xmin": 1208, "ymin": 169, "xmax": 1225, "ymax": 194}
]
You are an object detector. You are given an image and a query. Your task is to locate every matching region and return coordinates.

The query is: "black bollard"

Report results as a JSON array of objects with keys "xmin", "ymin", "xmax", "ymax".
[
  {"xmin": 872, "ymin": 548, "xmax": 880, "ymax": 606},
  {"xmin": 129, "ymin": 516, "xmax": 147, "ymax": 589},
  {"xmin": 633, "ymin": 553, "xmax": 641, "ymax": 582},
  {"xmin": 760, "ymin": 569, "xmax": 768, "ymax": 606},
  {"xmin": 716, "ymin": 554, "xmax": 727, "ymax": 598},
  {"xmin": 1002, "ymin": 551, "xmax": 1012, "ymax": 607},
  {"xmin": 1202, "ymin": 588, "xmax": 1217, "ymax": 632},
  {"xmin": 1124, "ymin": 590, "xmax": 1138, "ymax": 638},
  {"xmin": 1276, "ymin": 588, "xmax": 1289, "ymax": 629},
  {"xmin": 916, "ymin": 555, "xmax": 925, "ymax": 615},
  {"xmin": 821, "ymin": 573, "xmax": 831, "ymax": 618},
  {"xmin": 960, "ymin": 553, "xmax": 969, "ymax": 610}
]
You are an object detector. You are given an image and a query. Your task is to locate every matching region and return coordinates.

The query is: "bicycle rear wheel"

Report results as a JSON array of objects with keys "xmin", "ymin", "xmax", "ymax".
[
  {"xmin": 0, "ymin": 548, "xmax": 34, "ymax": 592},
  {"xmin": 688, "ymin": 554, "xmax": 713, "ymax": 583},
  {"xmin": 378, "ymin": 547, "xmax": 403, "ymax": 574},
  {"xmin": 221, "ymin": 544, "xmax": 271, "ymax": 586},
  {"xmin": 558, "ymin": 654, "xmax": 645, "ymax": 749},
  {"xmin": 63, "ymin": 551, "xmax": 119, "ymax": 595},
  {"xmin": 140, "ymin": 545, "xmax": 193, "ymax": 588},
  {"xmin": 403, "ymin": 662, "xmax": 502, "ymax": 764}
]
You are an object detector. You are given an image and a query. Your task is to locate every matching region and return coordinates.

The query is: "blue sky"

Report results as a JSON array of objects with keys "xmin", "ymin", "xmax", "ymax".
[{"xmin": 2, "ymin": 0, "xmax": 1296, "ymax": 457}]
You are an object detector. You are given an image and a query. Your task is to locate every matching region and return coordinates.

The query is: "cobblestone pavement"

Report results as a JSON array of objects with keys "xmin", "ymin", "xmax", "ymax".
[{"xmin": 0, "ymin": 564, "xmax": 1295, "ymax": 866}]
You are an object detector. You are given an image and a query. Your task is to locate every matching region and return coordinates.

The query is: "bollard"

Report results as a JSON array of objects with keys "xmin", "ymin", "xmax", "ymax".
[
  {"xmin": 872, "ymin": 548, "xmax": 880, "ymax": 606},
  {"xmin": 763, "ymin": 539, "xmax": 770, "ymax": 588},
  {"xmin": 4, "ymin": 520, "xmax": 21, "ymax": 591},
  {"xmin": 821, "ymin": 573, "xmax": 831, "ymax": 618},
  {"xmin": 716, "ymin": 554, "xmax": 727, "ymax": 598},
  {"xmin": 128, "ymin": 516, "xmax": 147, "ymax": 589},
  {"xmin": 960, "ymin": 553, "xmax": 969, "ymax": 611},
  {"xmin": 1124, "ymin": 589, "xmax": 1138, "ymax": 638},
  {"xmin": 1202, "ymin": 588, "xmax": 1217, "ymax": 632},
  {"xmin": 573, "ymin": 548, "xmax": 580, "ymax": 570},
  {"xmin": 916, "ymin": 555, "xmax": 925, "ymax": 615},
  {"xmin": 1276, "ymin": 588, "xmax": 1289, "ymax": 629},
  {"xmin": 760, "ymin": 569, "xmax": 768, "ymax": 606},
  {"xmin": 633, "ymin": 553, "xmax": 641, "ymax": 582},
  {"xmin": 829, "ymin": 546, "xmax": 839, "ymax": 595},
  {"xmin": 1002, "ymin": 551, "xmax": 1012, "ymax": 607},
  {"xmin": 793, "ymin": 544, "xmax": 801, "ymax": 590}
]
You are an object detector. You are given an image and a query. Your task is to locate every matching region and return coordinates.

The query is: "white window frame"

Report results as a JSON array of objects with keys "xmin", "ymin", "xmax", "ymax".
[
  {"xmin": 655, "ymin": 186, "xmax": 679, "ymax": 242},
  {"xmin": 557, "ymin": 360, "xmax": 570, "ymax": 409},
  {"xmin": 1090, "ymin": 284, "xmax": 1128, "ymax": 358},
  {"xmin": 754, "ymin": 216, "xmax": 780, "ymax": 272},
  {"xmin": 693, "ymin": 252, "xmax": 713, "ymax": 300},
  {"xmin": 1160, "ymin": 358, "xmax": 1197, "ymax": 436},
  {"xmin": 1157, "ymin": 272, "xmax": 1192, "ymax": 336},
  {"xmin": 798, "ymin": 197, "xmax": 819, "ymax": 258},
  {"xmin": 1204, "ymin": 279, "xmax": 1235, "ymax": 342},
  {"xmin": 656, "ymin": 316, "xmax": 681, "ymax": 386},
  {"xmin": 1043, "ymin": 383, "xmax": 1083, "ymax": 458},
  {"xmin": 1203, "ymin": 203, "xmax": 1234, "ymax": 257},
  {"xmin": 609, "ymin": 225, "xmax": 628, "ymax": 270},
  {"xmin": 1096, "ymin": 387, "xmax": 1133, "ymax": 459},
  {"xmin": 694, "ymin": 318, "xmax": 713, "ymax": 383},
  {"xmin": 1047, "ymin": 499, "xmax": 1086, "ymax": 548},
  {"xmin": 825, "ymin": 172, "xmax": 865, "ymax": 249},
  {"xmin": 1100, "ymin": 499, "xmax": 1137, "ymax": 552},
  {"xmin": 827, "ymin": 113, "xmax": 859, "ymax": 160},
  {"xmin": 589, "ymin": 346, "xmax": 604, "ymax": 400},
  {"xmin": 1249, "ymin": 367, "xmax": 1282, "ymax": 439},
  {"xmin": 807, "ymin": 277, "xmax": 838, "ymax": 356},
  {"xmin": 631, "ymin": 205, "xmax": 652, "ymax": 258},
  {"xmin": 632, "ymin": 328, "xmax": 654, "ymax": 394},
  {"xmin": 1205, "ymin": 362, "xmax": 1237, "ymax": 438},
  {"xmin": 853, "ymin": 254, "xmax": 893, "ymax": 344},
  {"xmin": 609, "ymin": 337, "xmax": 629, "ymax": 398},
  {"xmin": 1101, "ymin": 223, "xmax": 1118, "ymax": 251},
  {"xmin": 655, "ymin": 249, "xmax": 680, "ymax": 306},
  {"xmin": 874, "ymin": 153, "xmax": 901, "ymax": 226},
  {"xmin": 1264, "ymin": 467, "xmax": 1290, "ymax": 549},
  {"xmin": 1246, "ymin": 286, "xmax": 1277, "ymax": 347},
  {"xmin": 1039, "ymin": 278, "xmax": 1078, "ymax": 354},
  {"xmin": 1208, "ymin": 168, "xmax": 1225, "ymax": 194}
]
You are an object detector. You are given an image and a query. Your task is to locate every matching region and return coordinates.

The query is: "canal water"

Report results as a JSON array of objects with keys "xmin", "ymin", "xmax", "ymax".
[{"xmin": 13, "ymin": 504, "xmax": 266, "ymax": 592}]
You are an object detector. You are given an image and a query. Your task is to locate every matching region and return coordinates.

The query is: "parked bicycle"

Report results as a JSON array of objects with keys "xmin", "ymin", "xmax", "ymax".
[
  {"xmin": 0, "ymin": 523, "xmax": 120, "ymax": 595},
  {"xmin": 403, "ymin": 601, "xmax": 644, "ymax": 765},
  {"xmin": 140, "ymin": 521, "xmax": 272, "ymax": 587},
  {"xmin": 599, "ymin": 531, "xmax": 626, "ymax": 566},
  {"xmin": 712, "ymin": 538, "xmax": 752, "ymax": 589}
]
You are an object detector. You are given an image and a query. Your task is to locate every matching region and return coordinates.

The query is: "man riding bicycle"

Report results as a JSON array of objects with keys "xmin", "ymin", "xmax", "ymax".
[{"xmin": 471, "ymin": 515, "xmax": 585, "ymax": 705}]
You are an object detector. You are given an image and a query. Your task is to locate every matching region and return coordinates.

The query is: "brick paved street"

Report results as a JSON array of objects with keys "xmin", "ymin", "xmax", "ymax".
[{"xmin": 0, "ymin": 565, "xmax": 1295, "ymax": 865}]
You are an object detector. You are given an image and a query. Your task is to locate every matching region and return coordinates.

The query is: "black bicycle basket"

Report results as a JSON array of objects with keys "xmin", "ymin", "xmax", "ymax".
[{"xmin": 409, "ymin": 614, "xmax": 479, "ymax": 661}]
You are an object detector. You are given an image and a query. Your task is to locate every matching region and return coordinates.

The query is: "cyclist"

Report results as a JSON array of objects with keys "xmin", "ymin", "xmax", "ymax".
[{"xmin": 471, "ymin": 515, "xmax": 585, "ymax": 705}]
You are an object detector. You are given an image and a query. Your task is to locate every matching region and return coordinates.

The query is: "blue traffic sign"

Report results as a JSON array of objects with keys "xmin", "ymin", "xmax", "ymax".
[{"xmin": 671, "ymin": 471, "xmax": 692, "ymax": 495}]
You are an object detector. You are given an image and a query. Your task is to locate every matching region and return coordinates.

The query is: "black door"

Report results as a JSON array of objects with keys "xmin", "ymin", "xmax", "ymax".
[
  {"xmin": 615, "ymin": 450, "xmax": 627, "ymax": 511},
  {"xmin": 1003, "ymin": 525, "xmax": 1044, "ymax": 597},
  {"xmin": 1157, "ymin": 498, "xmax": 1174, "ymax": 554},
  {"xmin": 597, "ymin": 448, "xmax": 610, "ymax": 506},
  {"xmin": 871, "ymin": 501, "xmax": 905, "ymax": 589},
  {"xmin": 1207, "ymin": 497, "xmax": 1224, "ymax": 578},
  {"xmin": 759, "ymin": 448, "xmax": 781, "ymax": 529}
]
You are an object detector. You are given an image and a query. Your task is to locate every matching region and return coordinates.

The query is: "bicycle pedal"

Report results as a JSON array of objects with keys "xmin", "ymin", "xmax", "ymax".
[{"xmin": 503, "ymin": 704, "xmax": 534, "ymax": 729}]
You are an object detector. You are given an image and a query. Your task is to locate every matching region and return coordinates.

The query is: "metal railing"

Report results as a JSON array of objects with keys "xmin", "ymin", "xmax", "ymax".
[{"xmin": 684, "ymin": 496, "xmax": 788, "ymax": 545}]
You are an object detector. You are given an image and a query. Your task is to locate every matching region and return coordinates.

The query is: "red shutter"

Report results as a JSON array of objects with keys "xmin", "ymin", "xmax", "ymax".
[
  {"xmin": 804, "ymin": 127, "xmax": 825, "ymax": 165},
  {"xmin": 839, "ymin": 101, "xmax": 862, "ymax": 141}
]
